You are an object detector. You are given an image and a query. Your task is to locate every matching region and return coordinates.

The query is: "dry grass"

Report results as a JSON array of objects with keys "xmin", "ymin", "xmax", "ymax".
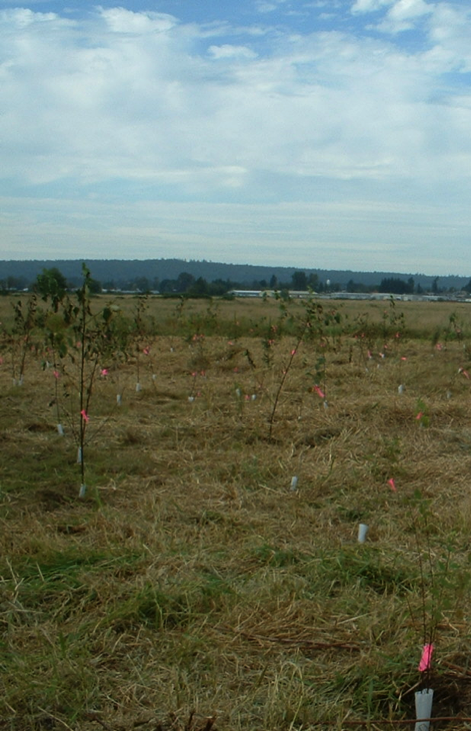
[{"xmin": 2, "ymin": 295, "xmax": 471, "ymax": 730}]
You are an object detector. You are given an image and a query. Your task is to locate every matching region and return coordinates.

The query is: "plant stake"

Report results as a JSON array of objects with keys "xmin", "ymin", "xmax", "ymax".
[{"xmin": 415, "ymin": 688, "xmax": 433, "ymax": 731}]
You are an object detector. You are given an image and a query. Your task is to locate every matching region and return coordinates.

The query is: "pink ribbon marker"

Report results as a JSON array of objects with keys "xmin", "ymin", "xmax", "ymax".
[
  {"xmin": 387, "ymin": 478, "xmax": 397, "ymax": 492},
  {"xmin": 143, "ymin": 347, "xmax": 150, "ymax": 355},
  {"xmin": 460, "ymin": 368, "xmax": 470, "ymax": 379},
  {"xmin": 101, "ymin": 368, "xmax": 108, "ymax": 376},
  {"xmin": 418, "ymin": 643, "xmax": 434, "ymax": 672},
  {"xmin": 80, "ymin": 410, "xmax": 90, "ymax": 422},
  {"xmin": 416, "ymin": 412, "xmax": 423, "ymax": 420},
  {"xmin": 53, "ymin": 370, "xmax": 60, "ymax": 379},
  {"xmin": 313, "ymin": 385, "xmax": 325, "ymax": 398}
]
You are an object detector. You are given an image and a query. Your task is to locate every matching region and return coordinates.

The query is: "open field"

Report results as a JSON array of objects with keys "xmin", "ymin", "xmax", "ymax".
[{"xmin": 3, "ymin": 293, "xmax": 471, "ymax": 730}]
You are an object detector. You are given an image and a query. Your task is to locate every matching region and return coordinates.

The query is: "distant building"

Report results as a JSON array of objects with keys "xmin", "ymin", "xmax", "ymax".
[{"xmin": 228, "ymin": 289, "xmax": 313, "ymax": 299}]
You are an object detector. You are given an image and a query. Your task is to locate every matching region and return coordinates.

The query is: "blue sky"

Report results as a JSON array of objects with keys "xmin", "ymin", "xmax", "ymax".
[{"xmin": 1, "ymin": 0, "xmax": 471, "ymax": 275}]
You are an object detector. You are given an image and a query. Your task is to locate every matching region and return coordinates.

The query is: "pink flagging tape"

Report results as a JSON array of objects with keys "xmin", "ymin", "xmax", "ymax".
[{"xmin": 419, "ymin": 643, "xmax": 434, "ymax": 672}]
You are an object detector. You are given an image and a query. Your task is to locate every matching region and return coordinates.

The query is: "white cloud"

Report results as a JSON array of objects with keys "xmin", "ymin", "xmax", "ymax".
[
  {"xmin": 2, "ymin": 3, "xmax": 471, "ymax": 271},
  {"xmin": 99, "ymin": 7, "xmax": 177, "ymax": 33},
  {"xmin": 389, "ymin": 0, "xmax": 431, "ymax": 20},
  {"xmin": 351, "ymin": 0, "xmax": 393, "ymax": 14},
  {"xmin": 255, "ymin": 2, "xmax": 278, "ymax": 11},
  {"xmin": 208, "ymin": 44, "xmax": 257, "ymax": 59},
  {"xmin": 100, "ymin": 8, "xmax": 177, "ymax": 35},
  {"xmin": 255, "ymin": 0, "xmax": 289, "ymax": 13},
  {"xmin": 351, "ymin": 0, "xmax": 434, "ymax": 33},
  {"xmin": 2, "ymin": 3, "xmax": 470, "ymax": 191},
  {"xmin": 427, "ymin": 4, "xmax": 471, "ymax": 72},
  {"xmin": 0, "ymin": 7, "xmax": 60, "ymax": 26},
  {"xmin": 376, "ymin": 0, "xmax": 433, "ymax": 32}
]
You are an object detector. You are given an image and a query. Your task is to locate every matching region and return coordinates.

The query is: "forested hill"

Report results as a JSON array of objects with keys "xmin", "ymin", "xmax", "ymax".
[{"xmin": 0, "ymin": 258, "xmax": 467, "ymax": 291}]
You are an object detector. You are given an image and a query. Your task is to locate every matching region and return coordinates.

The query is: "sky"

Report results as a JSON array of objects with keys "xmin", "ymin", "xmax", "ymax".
[{"xmin": 1, "ymin": 0, "xmax": 471, "ymax": 275}]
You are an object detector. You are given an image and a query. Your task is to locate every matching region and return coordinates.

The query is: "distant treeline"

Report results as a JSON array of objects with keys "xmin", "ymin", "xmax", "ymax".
[
  {"xmin": 0, "ymin": 258, "xmax": 470, "ymax": 295},
  {"xmin": 0, "ymin": 268, "xmax": 326, "ymax": 296},
  {"xmin": 3, "ymin": 263, "xmax": 471, "ymax": 298}
]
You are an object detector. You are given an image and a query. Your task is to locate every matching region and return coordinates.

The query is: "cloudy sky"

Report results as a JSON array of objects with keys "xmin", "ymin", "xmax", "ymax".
[{"xmin": 1, "ymin": 0, "xmax": 471, "ymax": 275}]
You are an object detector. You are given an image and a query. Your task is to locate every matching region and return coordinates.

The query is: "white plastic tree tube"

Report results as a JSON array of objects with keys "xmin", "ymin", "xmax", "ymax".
[
  {"xmin": 290, "ymin": 476, "xmax": 298, "ymax": 491},
  {"xmin": 358, "ymin": 523, "xmax": 369, "ymax": 543},
  {"xmin": 415, "ymin": 689, "xmax": 433, "ymax": 731}
]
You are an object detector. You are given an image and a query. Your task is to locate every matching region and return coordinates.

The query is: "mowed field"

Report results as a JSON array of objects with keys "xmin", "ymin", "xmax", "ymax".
[{"xmin": 3, "ymin": 293, "xmax": 471, "ymax": 730}]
